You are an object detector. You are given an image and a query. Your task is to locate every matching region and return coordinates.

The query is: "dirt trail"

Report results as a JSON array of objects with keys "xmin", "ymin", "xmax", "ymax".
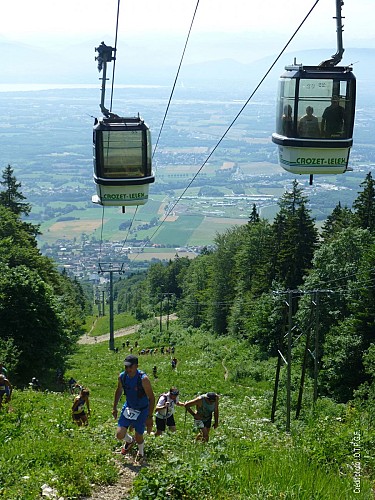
[
  {"xmin": 78, "ymin": 314, "xmax": 177, "ymax": 346},
  {"xmin": 81, "ymin": 455, "xmax": 142, "ymax": 500},
  {"xmin": 78, "ymin": 324, "xmax": 140, "ymax": 345},
  {"xmin": 78, "ymin": 314, "xmax": 177, "ymax": 499}
]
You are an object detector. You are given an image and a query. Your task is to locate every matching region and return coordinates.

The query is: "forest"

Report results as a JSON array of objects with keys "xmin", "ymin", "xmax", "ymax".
[
  {"xmin": 114, "ymin": 172, "xmax": 375, "ymax": 406},
  {"xmin": 2, "ymin": 160, "xmax": 374, "ymax": 401},
  {"xmin": 0, "ymin": 165, "xmax": 90, "ymax": 383}
]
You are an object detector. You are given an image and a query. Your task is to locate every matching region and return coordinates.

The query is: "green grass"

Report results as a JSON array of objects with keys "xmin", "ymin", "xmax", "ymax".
[
  {"xmin": 0, "ymin": 323, "xmax": 373, "ymax": 499},
  {"xmin": 84, "ymin": 312, "xmax": 138, "ymax": 336},
  {"xmin": 152, "ymin": 215, "xmax": 204, "ymax": 246}
]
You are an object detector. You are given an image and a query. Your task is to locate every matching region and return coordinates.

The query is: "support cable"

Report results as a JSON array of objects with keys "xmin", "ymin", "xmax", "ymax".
[
  {"xmin": 109, "ymin": 0, "xmax": 121, "ymax": 113},
  {"xmin": 152, "ymin": 0, "xmax": 200, "ymax": 160}
]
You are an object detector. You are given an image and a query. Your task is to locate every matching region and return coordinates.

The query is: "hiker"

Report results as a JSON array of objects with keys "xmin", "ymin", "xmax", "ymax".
[
  {"xmin": 29, "ymin": 377, "xmax": 41, "ymax": 391},
  {"xmin": 155, "ymin": 387, "xmax": 184, "ymax": 436},
  {"xmin": 152, "ymin": 366, "xmax": 158, "ymax": 379},
  {"xmin": 68, "ymin": 377, "xmax": 78, "ymax": 394},
  {"xmin": 112, "ymin": 354, "xmax": 155, "ymax": 464},
  {"xmin": 184, "ymin": 392, "xmax": 219, "ymax": 442},
  {"xmin": 72, "ymin": 388, "xmax": 91, "ymax": 426},
  {"xmin": 171, "ymin": 357, "xmax": 177, "ymax": 370},
  {"xmin": 0, "ymin": 374, "xmax": 12, "ymax": 410}
]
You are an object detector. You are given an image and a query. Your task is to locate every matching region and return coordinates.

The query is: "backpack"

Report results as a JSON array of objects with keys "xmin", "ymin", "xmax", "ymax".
[{"xmin": 120, "ymin": 370, "xmax": 146, "ymax": 399}]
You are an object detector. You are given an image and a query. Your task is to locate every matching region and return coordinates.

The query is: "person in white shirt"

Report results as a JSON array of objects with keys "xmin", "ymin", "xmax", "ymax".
[{"xmin": 155, "ymin": 387, "xmax": 184, "ymax": 436}]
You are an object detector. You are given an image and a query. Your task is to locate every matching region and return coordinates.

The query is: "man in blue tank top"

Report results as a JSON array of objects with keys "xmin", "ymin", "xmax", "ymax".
[{"xmin": 112, "ymin": 355, "xmax": 155, "ymax": 464}]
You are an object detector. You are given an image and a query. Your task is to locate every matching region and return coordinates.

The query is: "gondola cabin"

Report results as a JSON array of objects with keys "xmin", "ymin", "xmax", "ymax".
[
  {"xmin": 92, "ymin": 116, "xmax": 154, "ymax": 206},
  {"xmin": 272, "ymin": 64, "xmax": 356, "ymax": 176}
]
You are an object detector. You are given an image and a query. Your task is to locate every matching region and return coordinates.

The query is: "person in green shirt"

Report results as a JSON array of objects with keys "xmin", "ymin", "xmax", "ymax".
[{"xmin": 184, "ymin": 392, "xmax": 219, "ymax": 442}]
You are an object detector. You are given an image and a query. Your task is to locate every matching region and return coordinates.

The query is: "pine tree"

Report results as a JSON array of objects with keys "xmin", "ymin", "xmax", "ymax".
[
  {"xmin": 207, "ymin": 228, "xmax": 242, "ymax": 334},
  {"xmin": 272, "ymin": 181, "xmax": 318, "ymax": 290},
  {"xmin": 0, "ymin": 164, "xmax": 31, "ymax": 216},
  {"xmin": 248, "ymin": 203, "xmax": 260, "ymax": 224},
  {"xmin": 321, "ymin": 202, "xmax": 354, "ymax": 241},
  {"xmin": 353, "ymin": 172, "xmax": 375, "ymax": 232},
  {"xmin": 278, "ymin": 179, "xmax": 308, "ymax": 215}
]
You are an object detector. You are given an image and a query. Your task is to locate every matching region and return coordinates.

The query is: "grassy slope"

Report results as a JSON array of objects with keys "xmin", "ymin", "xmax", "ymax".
[
  {"xmin": 84, "ymin": 312, "xmax": 138, "ymax": 337},
  {"xmin": 0, "ymin": 321, "xmax": 373, "ymax": 499}
]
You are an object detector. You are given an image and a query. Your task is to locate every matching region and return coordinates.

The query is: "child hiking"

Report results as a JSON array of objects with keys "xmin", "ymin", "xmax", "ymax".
[{"xmin": 72, "ymin": 388, "xmax": 91, "ymax": 426}]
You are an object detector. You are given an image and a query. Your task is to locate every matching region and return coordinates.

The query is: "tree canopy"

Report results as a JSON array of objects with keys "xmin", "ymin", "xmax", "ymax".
[{"xmin": 0, "ymin": 167, "xmax": 87, "ymax": 382}]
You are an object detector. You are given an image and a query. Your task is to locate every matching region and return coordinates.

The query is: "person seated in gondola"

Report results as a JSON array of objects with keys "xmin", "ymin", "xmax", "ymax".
[
  {"xmin": 298, "ymin": 106, "xmax": 320, "ymax": 138},
  {"xmin": 321, "ymin": 96, "xmax": 346, "ymax": 138},
  {"xmin": 281, "ymin": 104, "xmax": 293, "ymax": 137}
]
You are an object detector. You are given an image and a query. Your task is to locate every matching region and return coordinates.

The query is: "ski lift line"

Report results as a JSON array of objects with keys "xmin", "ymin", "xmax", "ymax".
[
  {"xmin": 308, "ymin": 348, "xmax": 316, "ymax": 360},
  {"xmin": 128, "ymin": 0, "xmax": 320, "ymax": 262},
  {"xmin": 152, "ymin": 0, "xmax": 200, "ymax": 160},
  {"xmin": 109, "ymin": 0, "xmax": 121, "ymax": 113},
  {"xmin": 96, "ymin": 0, "xmax": 320, "ymax": 265}
]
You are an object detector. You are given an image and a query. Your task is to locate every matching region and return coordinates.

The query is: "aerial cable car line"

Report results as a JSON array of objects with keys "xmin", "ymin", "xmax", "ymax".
[
  {"xmin": 127, "ymin": 1, "xmax": 320, "ymax": 265},
  {"xmin": 272, "ymin": 0, "xmax": 356, "ymax": 185},
  {"xmin": 92, "ymin": 0, "xmax": 151, "ymax": 266},
  {"xmin": 92, "ymin": 0, "xmax": 154, "ymax": 212},
  {"xmin": 152, "ymin": 0, "xmax": 200, "ymax": 160},
  {"xmin": 94, "ymin": 0, "xmax": 200, "ymax": 264},
  {"xmin": 117, "ymin": 0, "xmax": 199, "ymax": 256}
]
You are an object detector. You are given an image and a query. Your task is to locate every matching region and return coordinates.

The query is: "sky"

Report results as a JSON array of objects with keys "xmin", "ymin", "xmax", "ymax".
[
  {"xmin": 1, "ymin": 0, "xmax": 374, "ymax": 86},
  {"xmin": 1, "ymin": 0, "xmax": 374, "ymax": 56}
]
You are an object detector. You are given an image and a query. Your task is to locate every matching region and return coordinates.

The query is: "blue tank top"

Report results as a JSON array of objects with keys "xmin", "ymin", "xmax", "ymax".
[{"xmin": 121, "ymin": 370, "xmax": 149, "ymax": 411}]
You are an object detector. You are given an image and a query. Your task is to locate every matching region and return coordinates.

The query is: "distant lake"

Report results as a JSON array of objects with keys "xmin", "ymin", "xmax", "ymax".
[{"xmin": 0, "ymin": 83, "xmax": 166, "ymax": 93}]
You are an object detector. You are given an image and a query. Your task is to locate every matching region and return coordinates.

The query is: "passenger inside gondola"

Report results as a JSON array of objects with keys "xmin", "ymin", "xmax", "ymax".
[
  {"xmin": 298, "ymin": 106, "xmax": 320, "ymax": 138},
  {"xmin": 321, "ymin": 96, "xmax": 346, "ymax": 138},
  {"xmin": 282, "ymin": 104, "xmax": 293, "ymax": 137}
]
